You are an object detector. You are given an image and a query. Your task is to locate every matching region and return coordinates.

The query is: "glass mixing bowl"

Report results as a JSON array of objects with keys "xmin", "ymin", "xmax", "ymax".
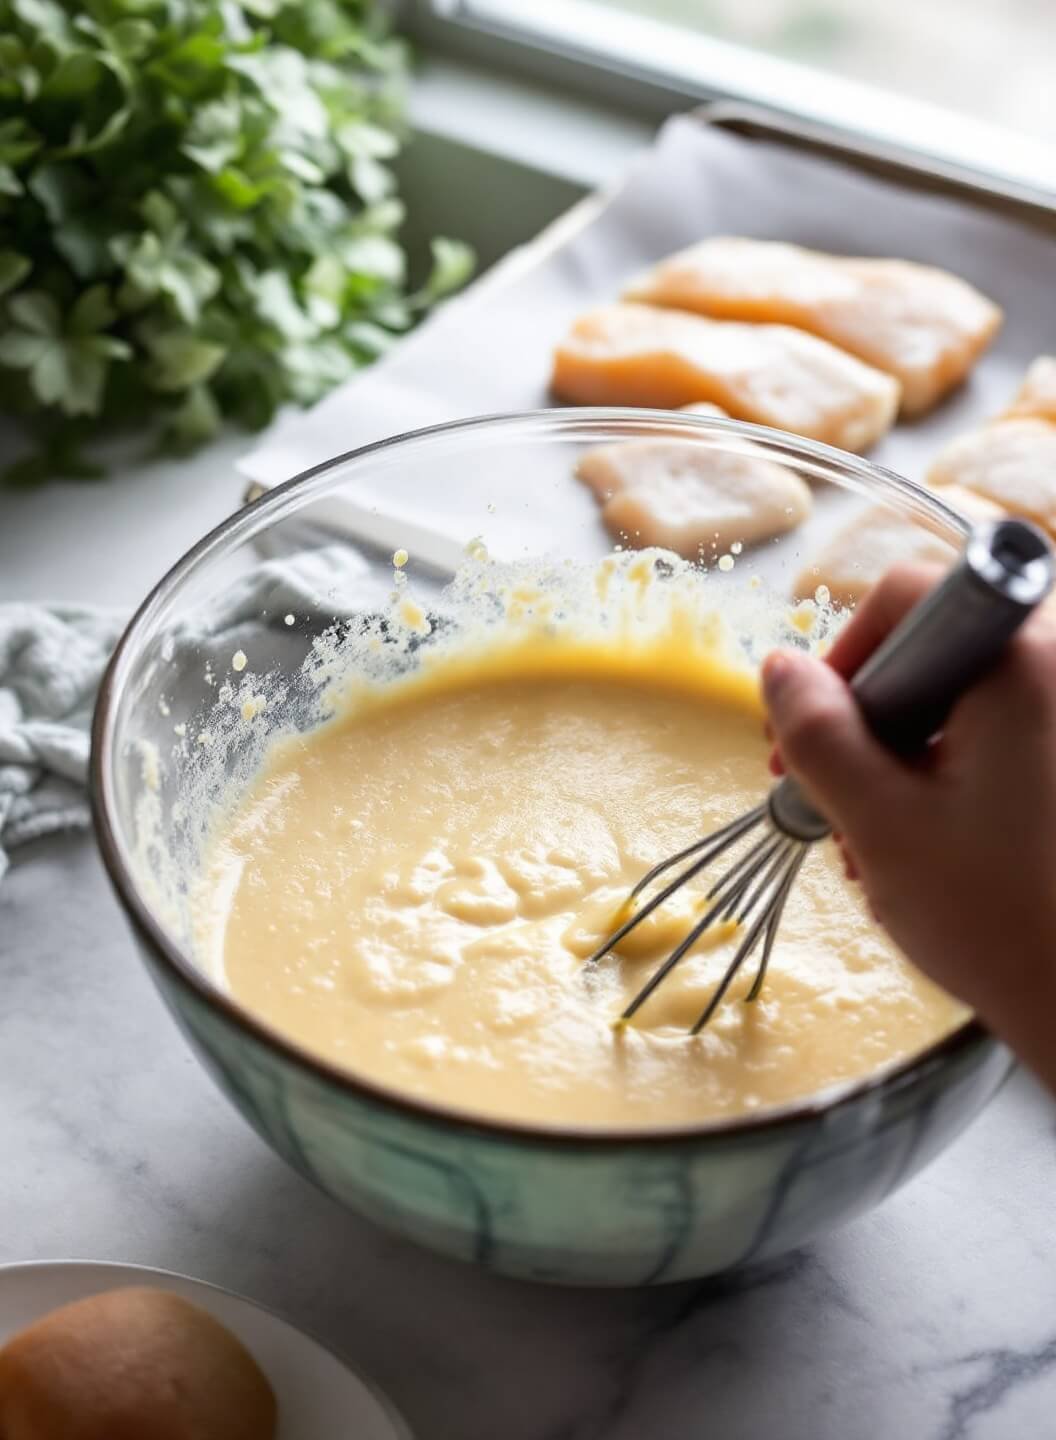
[{"xmin": 91, "ymin": 410, "xmax": 1009, "ymax": 1286}]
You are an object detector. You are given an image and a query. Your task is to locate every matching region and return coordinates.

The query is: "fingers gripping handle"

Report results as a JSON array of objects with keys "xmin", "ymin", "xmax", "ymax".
[
  {"xmin": 770, "ymin": 518, "xmax": 1054, "ymax": 841},
  {"xmin": 851, "ymin": 517, "xmax": 1053, "ymax": 749}
]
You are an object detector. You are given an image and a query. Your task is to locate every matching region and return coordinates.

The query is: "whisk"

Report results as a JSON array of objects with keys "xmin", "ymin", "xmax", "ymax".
[{"xmin": 588, "ymin": 517, "xmax": 1054, "ymax": 1034}]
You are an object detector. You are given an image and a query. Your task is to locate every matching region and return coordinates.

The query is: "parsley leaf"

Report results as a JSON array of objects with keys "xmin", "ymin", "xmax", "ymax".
[{"xmin": 0, "ymin": 0, "xmax": 473, "ymax": 483}]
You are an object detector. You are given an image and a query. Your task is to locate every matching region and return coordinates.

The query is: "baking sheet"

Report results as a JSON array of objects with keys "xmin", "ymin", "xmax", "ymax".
[{"xmin": 238, "ymin": 112, "xmax": 1056, "ymax": 570}]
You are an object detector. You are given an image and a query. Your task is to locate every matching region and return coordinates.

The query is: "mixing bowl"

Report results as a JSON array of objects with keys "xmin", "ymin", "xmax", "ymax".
[{"xmin": 91, "ymin": 410, "xmax": 1010, "ymax": 1286}]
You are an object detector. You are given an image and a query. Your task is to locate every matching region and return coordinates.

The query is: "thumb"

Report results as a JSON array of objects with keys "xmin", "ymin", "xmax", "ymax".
[{"xmin": 761, "ymin": 650, "xmax": 910, "ymax": 844}]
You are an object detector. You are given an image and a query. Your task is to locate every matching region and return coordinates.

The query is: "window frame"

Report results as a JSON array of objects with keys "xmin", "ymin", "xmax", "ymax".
[{"xmin": 405, "ymin": 0, "xmax": 1056, "ymax": 201}]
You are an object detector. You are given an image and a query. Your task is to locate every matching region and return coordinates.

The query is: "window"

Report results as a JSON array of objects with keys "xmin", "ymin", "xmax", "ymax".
[
  {"xmin": 417, "ymin": 0, "xmax": 1056, "ymax": 194},
  {"xmin": 597, "ymin": 0, "xmax": 1056, "ymax": 145}
]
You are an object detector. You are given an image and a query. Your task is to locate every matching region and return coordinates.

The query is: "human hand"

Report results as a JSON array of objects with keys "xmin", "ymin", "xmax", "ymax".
[{"xmin": 762, "ymin": 567, "xmax": 1056, "ymax": 1092}]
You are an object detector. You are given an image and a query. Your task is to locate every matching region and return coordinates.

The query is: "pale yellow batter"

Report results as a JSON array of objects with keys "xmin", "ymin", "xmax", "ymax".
[{"xmin": 197, "ymin": 645, "xmax": 965, "ymax": 1129}]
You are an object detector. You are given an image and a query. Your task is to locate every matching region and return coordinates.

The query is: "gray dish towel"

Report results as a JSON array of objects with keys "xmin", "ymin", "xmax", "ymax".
[
  {"xmin": 0, "ymin": 545, "xmax": 375, "ymax": 887},
  {"xmin": 0, "ymin": 605, "xmax": 124, "ymax": 884}
]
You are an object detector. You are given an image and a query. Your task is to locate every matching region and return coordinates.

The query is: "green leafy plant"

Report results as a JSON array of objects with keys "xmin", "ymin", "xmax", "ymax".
[{"xmin": 0, "ymin": 0, "xmax": 474, "ymax": 483}]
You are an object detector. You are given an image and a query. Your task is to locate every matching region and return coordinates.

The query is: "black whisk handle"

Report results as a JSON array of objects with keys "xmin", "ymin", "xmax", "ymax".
[{"xmin": 849, "ymin": 517, "xmax": 1053, "ymax": 753}]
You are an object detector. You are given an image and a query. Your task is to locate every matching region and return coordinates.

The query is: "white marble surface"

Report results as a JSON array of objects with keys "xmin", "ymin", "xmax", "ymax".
[{"xmin": 2, "ymin": 444, "xmax": 1056, "ymax": 1439}]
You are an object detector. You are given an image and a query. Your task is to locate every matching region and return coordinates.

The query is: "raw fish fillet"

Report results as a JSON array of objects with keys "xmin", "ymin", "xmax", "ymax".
[
  {"xmin": 1002, "ymin": 355, "xmax": 1056, "ymax": 423},
  {"xmin": 577, "ymin": 431, "xmax": 812, "ymax": 558},
  {"xmin": 552, "ymin": 303, "xmax": 900, "ymax": 451},
  {"xmin": 577, "ymin": 400, "xmax": 732, "ymax": 502},
  {"xmin": 928, "ymin": 418, "xmax": 1056, "ymax": 536},
  {"xmin": 793, "ymin": 486, "xmax": 1003, "ymax": 609},
  {"xmin": 625, "ymin": 238, "xmax": 1002, "ymax": 416}
]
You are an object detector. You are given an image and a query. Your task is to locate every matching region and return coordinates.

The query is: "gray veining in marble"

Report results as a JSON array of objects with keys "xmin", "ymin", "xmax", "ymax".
[
  {"xmin": 3, "ymin": 444, "xmax": 1056, "ymax": 1440},
  {"xmin": 3, "ymin": 830, "xmax": 1056, "ymax": 1440}
]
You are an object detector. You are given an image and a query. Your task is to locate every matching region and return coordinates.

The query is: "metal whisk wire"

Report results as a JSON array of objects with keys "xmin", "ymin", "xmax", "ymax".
[
  {"xmin": 588, "ymin": 804, "xmax": 808, "ymax": 1034},
  {"xmin": 585, "ymin": 519, "xmax": 1054, "ymax": 1037}
]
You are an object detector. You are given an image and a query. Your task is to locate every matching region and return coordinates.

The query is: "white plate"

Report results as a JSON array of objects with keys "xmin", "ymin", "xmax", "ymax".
[{"xmin": 0, "ymin": 1260, "xmax": 411, "ymax": 1440}]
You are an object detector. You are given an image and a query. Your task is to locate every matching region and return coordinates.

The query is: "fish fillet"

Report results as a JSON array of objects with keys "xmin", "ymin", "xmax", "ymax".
[
  {"xmin": 551, "ymin": 303, "xmax": 900, "ymax": 452},
  {"xmin": 928, "ymin": 417, "xmax": 1056, "ymax": 536},
  {"xmin": 793, "ymin": 486, "xmax": 1003, "ymax": 609},
  {"xmin": 1002, "ymin": 355, "xmax": 1056, "ymax": 423},
  {"xmin": 578, "ymin": 433, "xmax": 812, "ymax": 559},
  {"xmin": 577, "ymin": 400, "xmax": 732, "ymax": 502},
  {"xmin": 625, "ymin": 238, "xmax": 1002, "ymax": 416}
]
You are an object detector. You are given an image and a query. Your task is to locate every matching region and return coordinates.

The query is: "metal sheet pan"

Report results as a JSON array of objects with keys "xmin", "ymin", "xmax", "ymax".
[{"xmin": 241, "ymin": 105, "xmax": 1056, "ymax": 584}]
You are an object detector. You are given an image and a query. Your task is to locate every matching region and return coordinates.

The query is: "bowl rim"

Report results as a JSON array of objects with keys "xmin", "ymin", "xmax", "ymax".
[{"xmin": 91, "ymin": 407, "xmax": 990, "ymax": 1150}]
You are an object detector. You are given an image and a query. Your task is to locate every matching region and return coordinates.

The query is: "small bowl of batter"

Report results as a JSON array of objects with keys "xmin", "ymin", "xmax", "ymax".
[{"xmin": 92, "ymin": 411, "xmax": 1009, "ymax": 1286}]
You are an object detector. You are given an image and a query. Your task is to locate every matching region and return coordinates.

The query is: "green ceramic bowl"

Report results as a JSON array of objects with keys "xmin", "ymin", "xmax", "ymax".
[{"xmin": 92, "ymin": 410, "xmax": 1009, "ymax": 1286}]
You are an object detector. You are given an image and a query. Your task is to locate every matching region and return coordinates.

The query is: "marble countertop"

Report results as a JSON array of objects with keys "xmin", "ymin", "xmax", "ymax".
[{"xmin": 2, "ymin": 443, "xmax": 1055, "ymax": 1440}]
